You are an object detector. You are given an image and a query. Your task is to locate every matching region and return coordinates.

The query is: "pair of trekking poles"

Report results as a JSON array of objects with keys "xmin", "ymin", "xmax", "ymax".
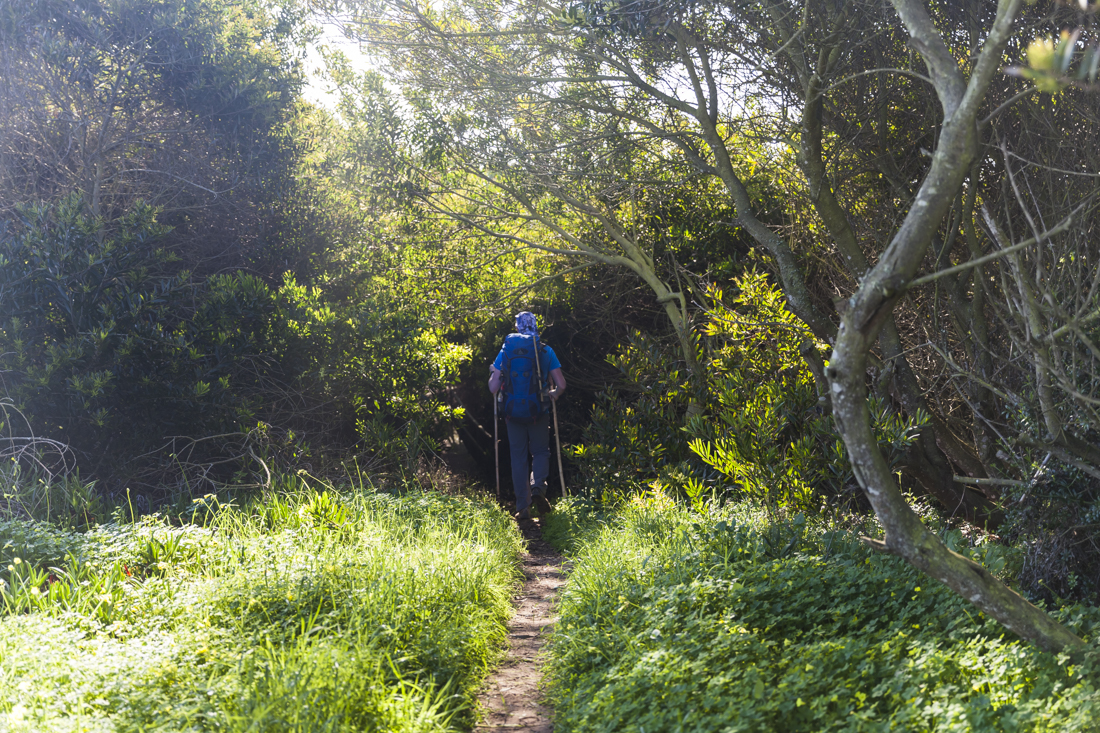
[{"xmin": 493, "ymin": 344, "xmax": 567, "ymax": 502}]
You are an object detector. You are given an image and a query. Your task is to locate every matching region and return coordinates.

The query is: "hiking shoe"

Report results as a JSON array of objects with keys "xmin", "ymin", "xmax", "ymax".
[
  {"xmin": 514, "ymin": 509, "xmax": 531, "ymax": 521},
  {"xmin": 533, "ymin": 494, "xmax": 552, "ymax": 516}
]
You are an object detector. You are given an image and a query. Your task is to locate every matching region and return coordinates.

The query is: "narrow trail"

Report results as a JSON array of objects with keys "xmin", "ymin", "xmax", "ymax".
[{"xmin": 476, "ymin": 516, "xmax": 566, "ymax": 732}]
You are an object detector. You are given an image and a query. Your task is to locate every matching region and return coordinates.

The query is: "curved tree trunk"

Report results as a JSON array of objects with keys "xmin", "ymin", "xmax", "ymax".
[
  {"xmin": 828, "ymin": 0, "xmax": 1083, "ymax": 653},
  {"xmin": 787, "ymin": 5, "xmax": 996, "ymax": 514}
]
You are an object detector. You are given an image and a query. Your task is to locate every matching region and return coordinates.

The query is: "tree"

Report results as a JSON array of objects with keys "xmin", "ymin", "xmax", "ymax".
[
  {"xmin": 824, "ymin": 0, "xmax": 1084, "ymax": 653},
  {"xmin": 0, "ymin": 0, "xmax": 316, "ymax": 276},
  {"xmin": 328, "ymin": 0, "xmax": 1100, "ymax": 652},
  {"xmin": 328, "ymin": 0, "xmax": 1005, "ymax": 520},
  {"xmin": 321, "ymin": 2, "xmax": 741, "ymax": 412},
  {"xmin": 0, "ymin": 0, "xmax": 478, "ymax": 491}
]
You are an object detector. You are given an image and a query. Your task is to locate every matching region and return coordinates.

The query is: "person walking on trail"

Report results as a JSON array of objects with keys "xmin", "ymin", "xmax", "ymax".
[{"xmin": 489, "ymin": 311, "xmax": 566, "ymax": 521}]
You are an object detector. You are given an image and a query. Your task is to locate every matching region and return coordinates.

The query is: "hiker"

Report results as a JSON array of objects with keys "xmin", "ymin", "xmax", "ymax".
[{"xmin": 489, "ymin": 311, "xmax": 566, "ymax": 520}]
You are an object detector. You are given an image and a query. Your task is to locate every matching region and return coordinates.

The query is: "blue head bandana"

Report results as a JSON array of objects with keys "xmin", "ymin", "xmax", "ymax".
[{"xmin": 515, "ymin": 311, "xmax": 538, "ymax": 337}]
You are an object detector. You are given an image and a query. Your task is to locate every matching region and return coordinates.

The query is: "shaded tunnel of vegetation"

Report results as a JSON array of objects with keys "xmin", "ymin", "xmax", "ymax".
[{"xmin": 2, "ymin": 0, "xmax": 1100, "ymax": 729}]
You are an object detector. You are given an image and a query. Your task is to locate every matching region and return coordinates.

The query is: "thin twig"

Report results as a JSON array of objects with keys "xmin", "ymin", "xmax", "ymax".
[
  {"xmin": 906, "ymin": 210, "xmax": 1076, "ymax": 290},
  {"xmin": 952, "ymin": 475, "xmax": 1029, "ymax": 488}
]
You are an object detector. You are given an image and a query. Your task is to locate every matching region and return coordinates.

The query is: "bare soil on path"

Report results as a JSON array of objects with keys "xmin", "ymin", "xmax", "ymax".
[{"xmin": 475, "ymin": 516, "xmax": 566, "ymax": 732}]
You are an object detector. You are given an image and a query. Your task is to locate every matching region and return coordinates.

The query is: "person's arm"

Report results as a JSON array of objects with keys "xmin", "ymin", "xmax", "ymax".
[
  {"xmin": 489, "ymin": 365, "xmax": 502, "ymax": 394},
  {"xmin": 548, "ymin": 368, "xmax": 566, "ymax": 400}
]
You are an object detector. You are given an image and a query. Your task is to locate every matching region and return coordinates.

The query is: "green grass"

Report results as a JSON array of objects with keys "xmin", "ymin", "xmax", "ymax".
[
  {"xmin": 544, "ymin": 493, "xmax": 1100, "ymax": 732},
  {"xmin": 0, "ymin": 475, "xmax": 523, "ymax": 732}
]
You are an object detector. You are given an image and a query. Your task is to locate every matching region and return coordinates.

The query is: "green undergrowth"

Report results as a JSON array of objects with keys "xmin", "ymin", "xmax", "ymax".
[
  {"xmin": 544, "ymin": 494, "xmax": 1100, "ymax": 732},
  {"xmin": 0, "ymin": 476, "xmax": 523, "ymax": 732}
]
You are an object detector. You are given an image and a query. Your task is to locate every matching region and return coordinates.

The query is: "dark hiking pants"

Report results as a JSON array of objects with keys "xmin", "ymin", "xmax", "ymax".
[{"xmin": 506, "ymin": 414, "xmax": 550, "ymax": 513}]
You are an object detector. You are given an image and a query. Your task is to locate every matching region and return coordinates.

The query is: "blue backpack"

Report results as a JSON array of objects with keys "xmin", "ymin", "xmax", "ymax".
[{"xmin": 500, "ymin": 333, "xmax": 550, "ymax": 423}]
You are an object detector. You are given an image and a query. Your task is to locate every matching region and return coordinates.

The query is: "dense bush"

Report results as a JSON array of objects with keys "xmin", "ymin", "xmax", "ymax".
[
  {"xmin": 0, "ymin": 197, "xmax": 469, "ymax": 492},
  {"xmin": 570, "ymin": 328, "xmax": 705, "ymax": 499},
  {"xmin": 544, "ymin": 495, "xmax": 1100, "ymax": 732},
  {"xmin": 572, "ymin": 272, "xmax": 925, "ymax": 513},
  {"xmin": 0, "ymin": 0, "xmax": 471, "ymax": 499},
  {"xmin": 998, "ymin": 461, "xmax": 1100, "ymax": 606},
  {"xmin": 0, "ymin": 476, "xmax": 521, "ymax": 731}
]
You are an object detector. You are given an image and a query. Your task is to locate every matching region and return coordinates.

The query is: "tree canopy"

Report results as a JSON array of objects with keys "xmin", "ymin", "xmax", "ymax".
[
  {"xmin": 4, "ymin": 0, "xmax": 1100, "ymax": 658},
  {"xmin": 311, "ymin": 0, "xmax": 1100, "ymax": 653}
]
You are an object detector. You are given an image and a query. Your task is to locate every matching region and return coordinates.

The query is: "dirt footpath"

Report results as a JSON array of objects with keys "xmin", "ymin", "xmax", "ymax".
[{"xmin": 476, "ymin": 517, "xmax": 566, "ymax": 732}]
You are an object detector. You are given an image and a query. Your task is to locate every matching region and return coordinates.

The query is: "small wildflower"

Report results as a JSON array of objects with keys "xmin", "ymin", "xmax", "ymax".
[{"xmin": 12, "ymin": 557, "xmax": 21, "ymax": 565}]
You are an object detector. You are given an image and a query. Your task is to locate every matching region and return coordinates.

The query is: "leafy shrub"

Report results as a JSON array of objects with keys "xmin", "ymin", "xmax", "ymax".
[
  {"xmin": 571, "ymin": 272, "xmax": 926, "ymax": 513},
  {"xmin": 570, "ymin": 324, "xmax": 714, "ymax": 501},
  {"xmin": 993, "ymin": 460, "xmax": 1100, "ymax": 606},
  {"xmin": 0, "ymin": 197, "xmax": 469, "ymax": 492},
  {"xmin": 547, "ymin": 496, "xmax": 1100, "ymax": 732},
  {"xmin": 0, "ymin": 518, "xmax": 86, "ymax": 570},
  {"xmin": 0, "ymin": 197, "xmax": 187, "ymax": 466},
  {"xmin": 0, "ymin": 468, "xmax": 104, "ymax": 527}
]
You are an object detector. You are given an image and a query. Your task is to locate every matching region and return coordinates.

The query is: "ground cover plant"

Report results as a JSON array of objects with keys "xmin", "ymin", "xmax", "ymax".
[
  {"xmin": 544, "ymin": 495, "xmax": 1100, "ymax": 732},
  {"xmin": 0, "ymin": 474, "xmax": 523, "ymax": 732}
]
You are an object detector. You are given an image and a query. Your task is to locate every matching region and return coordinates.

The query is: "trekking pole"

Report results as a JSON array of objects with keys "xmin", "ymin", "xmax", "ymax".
[
  {"xmin": 531, "ymin": 332, "xmax": 559, "ymax": 497},
  {"xmin": 551, "ymin": 397, "xmax": 567, "ymax": 497},
  {"xmin": 493, "ymin": 392, "xmax": 501, "ymax": 500}
]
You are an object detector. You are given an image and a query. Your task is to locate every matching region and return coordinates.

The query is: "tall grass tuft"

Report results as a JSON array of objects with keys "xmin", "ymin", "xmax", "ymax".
[{"xmin": 0, "ymin": 471, "xmax": 523, "ymax": 732}]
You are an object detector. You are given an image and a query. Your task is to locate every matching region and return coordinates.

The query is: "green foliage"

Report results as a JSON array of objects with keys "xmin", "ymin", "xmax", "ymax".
[
  {"xmin": 542, "ymin": 494, "xmax": 604, "ymax": 554},
  {"xmin": 0, "ymin": 475, "xmax": 522, "ymax": 731},
  {"xmin": 684, "ymin": 273, "xmax": 831, "ymax": 510},
  {"xmin": 686, "ymin": 273, "xmax": 928, "ymax": 512},
  {"xmin": 189, "ymin": 269, "xmax": 471, "ymax": 474},
  {"xmin": 546, "ymin": 496, "xmax": 1100, "ymax": 732},
  {"xmin": 571, "ymin": 272, "xmax": 928, "ymax": 513},
  {"xmin": 0, "ymin": 0, "xmax": 476, "ymax": 491},
  {"xmin": 1009, "ymin": 31, "xmax": 1100, "ymax": 92},
  {"xmin": 0, "ymin": 518, "xmax": 86, "ymax": 573},
  {"xmin": 0, "ymin": 459, "xmax": 103, "ymax": 527},
  {"xmin": 0, "ymin": 196, "xmax": 193, "ymax": 462},
  {"xmin": 571, "ymin": 329, "xmax": 704, "ymax": 499},
  {"xmin": 0, "ymin": 196, "xmax": 470, "ymax": 486},
  {"xmin": 0, "ymin": 0, "xmax": 313, "ymax": 281},
  {"xmin": 996, "ymin": 459, "xmax": 1100, "ymax": 605}
]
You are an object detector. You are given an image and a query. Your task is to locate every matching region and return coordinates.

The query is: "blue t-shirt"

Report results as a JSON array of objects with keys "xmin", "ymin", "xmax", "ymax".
[{"xmin": 493, "ymin": 338, "xmax": 561, "ymax": 372}]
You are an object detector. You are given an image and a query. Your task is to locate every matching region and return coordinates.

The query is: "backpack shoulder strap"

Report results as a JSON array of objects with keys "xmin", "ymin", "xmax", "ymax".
[{"xmin": 532, "ymin": 335, "xmax": 544, "ymax": 385}]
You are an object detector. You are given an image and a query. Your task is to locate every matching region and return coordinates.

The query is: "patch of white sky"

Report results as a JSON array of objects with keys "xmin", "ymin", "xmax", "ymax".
[
  {"xmin": 301, "ymin": 18, "xmax": 378, "ymax": 112},
  {"xmin": 298, "ymin": 0, "xmax": 475, "ymax": 110},
  {"xmin": 297, "ymin": 1, "xmax": 775, "ymax": 162}
]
